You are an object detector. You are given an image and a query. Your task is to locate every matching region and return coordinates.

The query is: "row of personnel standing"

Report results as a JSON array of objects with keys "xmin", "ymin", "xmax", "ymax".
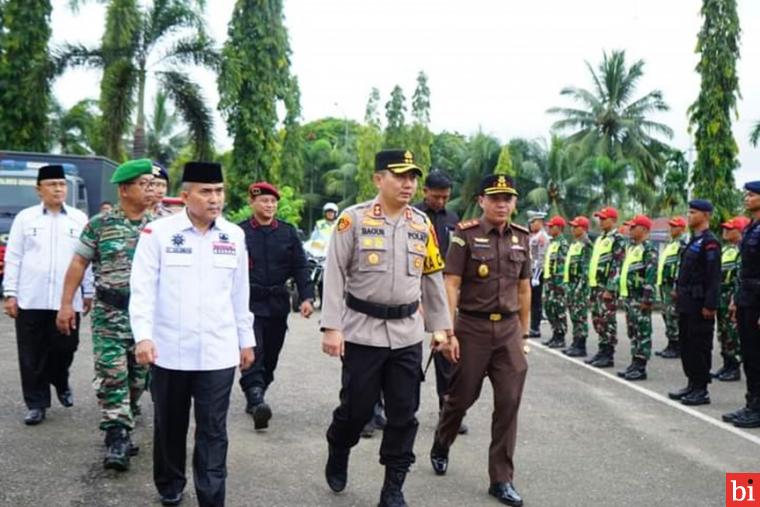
[{"xmin": 529, "ymin": 189, "xmax": 760, "ymax": 428}]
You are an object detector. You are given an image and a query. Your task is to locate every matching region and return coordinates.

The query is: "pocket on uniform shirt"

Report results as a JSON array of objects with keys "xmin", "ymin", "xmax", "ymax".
[
  {"xmin": 407, "ymin": 241, "xmax": 425, "ymax": 276},
  {"xmin": 23, "ymin": 226, "xmax": 47, "ymax": 251},
  {"xmin": 166, "ymin": 253, "xmax": 193, "ymax": 267},
  {"xmin": 358, "ymin": 238, "xmax": 388, "ymax": 273},
  {"xmin": 507, "ymin": 250, "xmax": 527, "ymax": 277},
  {"xmin": 468, "ymin": 253, "xmax": 495, "ymax": 282},
  {"xmin": 212, "ymin": 254, "xmax": 237, "ymax": 269}
]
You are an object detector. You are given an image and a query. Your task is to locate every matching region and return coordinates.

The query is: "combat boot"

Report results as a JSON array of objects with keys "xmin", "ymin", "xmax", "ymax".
[
  {"xmin": 711, "ymin": 354, "xmax": 730, "ymax": 378},
  {"xmin": 624, "ymin": 359, "xmax": 647, "ymax": 381},
  {"xmin": 325, "ymin": 445, "xmax": 350, "ymax": 493},
  {"xmin": 378, "ymin": 468, "xmax": 408, "ymax": 507},
  {"xmin": 733, "ymin": 397, "xmax": 760, "ymax": 428},
  {"xmin": 584, "ymin": 350, "xmax": 604, "ymax": 365},
  {"xmin": 245, "ymin": 387, "xmax": 272, "ymax": 430},
  {"xmin": 656, "ymin": 341, "xmax": 680, "ymax": 359},
  {"xmin": 541, "ymin": 335, "xmax": 558, "ymax": 347},
  {"xmin": 103, "ymin": 425, "xmax": 131, "ymax": 471},
  {"xmin": 681, "ymin": 386, "xmax": 710, "ymax": 406},
  {"xmin": 548, "ymin": 335, "xmax": 566, "ymax": 349},
  {"xmin": 563, "ymin": 340, "xmax": 587, "ymax": 357},
  {"xmin": 591, "ymin": 345, "xmax": 614, "ymax": 368},
  {"xmin": 668, "ymin": 382, "xmax": 694, "ymax": 400},
  {"xmin": 717, "ymin": 358, "xmax": 741, "ymax": 382},
  {"xmin": 617, "ymin": 362, "xmax": 636, "ymax": 378}
]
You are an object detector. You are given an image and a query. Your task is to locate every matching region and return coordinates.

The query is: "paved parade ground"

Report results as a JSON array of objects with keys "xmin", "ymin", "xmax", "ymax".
[{"xmin": 0, "ymin": 311, "xmax": 758, "ymax": 507}]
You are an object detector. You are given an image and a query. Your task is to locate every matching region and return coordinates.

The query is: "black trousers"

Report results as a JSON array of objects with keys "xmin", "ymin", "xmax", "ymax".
[
  {"xmin": 239, "ymin": 315, "xmax": 288, "ymax": 393},
  {"xmin": 15, "ymin": 309, "xmax": 79, "ymax": 409},
  {"xmin": 530, "ymin": 280, "xmax": 543, "ymax": 332},
  {"xmin": 737, "ymin": 306, "xmax": 760, "ymax": 398},
  {"xmin": 678, "ymin": 312, "xmax": 715, "ymax": 387},
  {"xmin": 151, "ymin": 366, "xmax": 235, "ymax": 507},
  {"xmin": 327, "ymin": 342, "xmax": 422, "ymax": 472},
  {"xmin": 433, "ymin": 352, "xmax": 453, "ymax": 406}
]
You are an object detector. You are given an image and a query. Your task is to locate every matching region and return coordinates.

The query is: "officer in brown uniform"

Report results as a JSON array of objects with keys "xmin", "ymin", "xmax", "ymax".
[
  {"xmin": 320, "ymin": 149, "xmax": 452, "ymax": 507},
  {"xmin": 429, "ymin": 174, "xmax": 531, "ymax": 507}
]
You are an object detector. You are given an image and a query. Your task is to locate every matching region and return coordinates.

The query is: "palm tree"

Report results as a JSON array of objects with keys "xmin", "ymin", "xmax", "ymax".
[
  {"xmin": 547, "ymin": 50, "xmax": 674, "ymax": 193},
  {"xmin": 56, "ymin": 0, "xmax": 217, "ymax": 161},
  {"xmin": 146, "ymin": 90, "xmax": 188, "ymax": 168},
  {"xmin": 448, "ymin": 131, "xmax": 501, "ymax": 218},
  {"xmin": 323, "ymin": 162, "xmax": 358, "ymax": 210},
  {"xmin": 47, "ymin": 98, "xmax": 102, "ymax": 155}
]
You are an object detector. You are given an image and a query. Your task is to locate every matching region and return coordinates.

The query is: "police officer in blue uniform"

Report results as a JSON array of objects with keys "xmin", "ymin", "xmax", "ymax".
[
  {"xmin": 668, "ymin": 199, "xmax": 721, "ymax": 406},
  {"xmin": 238, "ymin": 182, "xmax": 314, "ymax": 429},
  {"xmin": 724, "ymin": 181, "xmax": 760, "ymax": 428}
]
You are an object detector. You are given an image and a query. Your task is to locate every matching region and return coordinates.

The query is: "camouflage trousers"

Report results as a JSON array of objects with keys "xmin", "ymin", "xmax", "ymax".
[
  {"xmin": 91, "ymin": 304, "xmax": 149, "ymax": 431},
  {"xmin": 717, "ymin": 287, "xmax": 741, "ymax": 362},
  {"xmin": 590, "ymin": 287, "xmax": 618, "ymax": 347},
  {"xmin": 543, "ymin": 281, "xmax": 567, "ymax": 338},
  {"xmin": 623, "ymin": 298, "xmax": 652, "ymax": 360},
  {"xmin": 567, "ymin": 284, "xmax": 589, "ymax": 344},
  {"xmin": 659, "ymin": 286, "xmax": 679, "ymax": 343}
]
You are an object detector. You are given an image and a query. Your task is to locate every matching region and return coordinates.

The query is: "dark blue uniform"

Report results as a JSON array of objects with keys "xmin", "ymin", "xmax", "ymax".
[
  {"xmin": 238, "ymin": 218, "xmax": 314, "ymax": 395},
  {"xmin": 736, "ymin": 219, "xmax": 760, "ymax": 412},
  {"xmin": 414, "ymin": 201, "xmax": 459, "ymax": 406},
  {"xmin": 676, "ymin": 230, "xmax": 721, "ymax": 389}
]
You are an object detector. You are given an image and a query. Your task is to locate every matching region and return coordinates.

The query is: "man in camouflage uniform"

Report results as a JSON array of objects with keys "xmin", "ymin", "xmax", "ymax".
[
  {"xmin": 57, "ymin": 159, "xmax": 155, "ymax": 471},
  {"xmin": 617, "ymin": 215, "xmax": 658, "ymax": 381},
  {"xmin": 562, "ymin": 216, "xmax": 592, "ymax": 357},
  {"xmin": 542, "ymin": 216, "xmax": 568, "ymax": 348},
  {"xmin": 586, "ymin": 207, "xmax": 627, "ymax": 368},
  {"xmin": 655, "ymin": 217, "xmax": 687, "ymax": 359},
  {"xmin": 714, "ymin": 216, "xmax": 749, "ymax": 381}
]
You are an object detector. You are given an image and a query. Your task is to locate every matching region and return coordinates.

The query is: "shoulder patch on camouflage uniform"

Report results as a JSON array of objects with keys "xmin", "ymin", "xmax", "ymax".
[{"xmin": 457, "ymin": 219, "xmax": 479, "ymax": 230}]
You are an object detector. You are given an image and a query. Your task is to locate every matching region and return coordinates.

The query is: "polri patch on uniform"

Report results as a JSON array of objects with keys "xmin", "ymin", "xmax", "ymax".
[{"xmin": 337, "ymin": 214, "xmax": 352, "ymax": 233}]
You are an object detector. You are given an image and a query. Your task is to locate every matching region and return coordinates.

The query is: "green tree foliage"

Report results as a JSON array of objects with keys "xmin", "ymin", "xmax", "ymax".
[
  {"xmin": 58, "ymin": 0, "xmax": 216, "ymax": 162},
  {"xmin": 449, "ymin": 131, "xmax": 501, "ymax": 218},
  {"xmin": 493, "ymin": 145, "xmax": 514, "ymax": 176},
  {"xmin": 654, "ymin": 149, "xmax": 689, "ymax": 215},
  {"xmin": 226, "ymin": 185, "xmax": 304, "ymax": 226},
  {"xmin": 146, "ymin": 90, "xmax": 188, "ymax": 167},
  {"xmin": 384, "ymin": 85, "xmax": 407, "ymax": 149},
  {"xmin": 688, "ymin": 0, "xmax": 741, "ymax": 223},
  {"xmin": 218, "ymin": 0, "xmax": 294, "ymax": 210},
  {"xmin": 521, "ymin": 137, "xmax": 586, "ymax": 217},
  {"xmin": 48, "ymin": 98, "xmax": 103, "ymax": 155},
  {"xmin": 356, "ymin": 88, "xmax": 383, "ymax": 202},
  {"xmin": 751, "ymin": 121, "xmax": 760, "ymax": 147},
  {"xmin": 409, "ymin": 71, "xmax": 432, "ymax": 190},
  {"xmin": 0, "ymin": 0, "xmax": 53, "ymax": 151},
  {"xmin": 279, "ymin": 76, "xmax": 305, "ymax": 190}
]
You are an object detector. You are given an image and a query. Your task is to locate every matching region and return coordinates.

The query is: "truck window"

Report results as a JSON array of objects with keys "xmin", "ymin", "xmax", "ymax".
[{"xmin": 0, "ymin": 177, "xmax": 38, "ymax": 208}]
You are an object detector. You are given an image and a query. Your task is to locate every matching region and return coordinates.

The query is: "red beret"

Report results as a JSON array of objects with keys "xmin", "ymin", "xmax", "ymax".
[
  {"xmin": 249, "ymin": 182, "xmax": 280, "ymax": 200},
  {"xmin": 593, "ymin": 207, "xmax": 618, "ymax": 220}
]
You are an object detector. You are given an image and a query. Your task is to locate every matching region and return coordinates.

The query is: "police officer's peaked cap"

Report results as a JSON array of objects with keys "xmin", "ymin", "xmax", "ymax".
[
  {"xmin": 152, "ymin": 162, "xmax": 169, "ymax": 182},
  {"xmin": 111, "ymin": 158, "xmax": 154, "ymax": 184},
  {"xmin": 745, "ymin": 181, "xmax": 760, "ymax": 194},
  {"xmin": 688, "ymin": 199, "xmax": 713, "ymax": 213},
  {"xmin": 182, "ymin": 161, "xmax": 223, "ymax": 183},
  {"xmin": 37, "ymin": 165, "xmax": 65, "ymax": 183},
  {"xmin": 249, "ymin": 181, "xmax": 280, "ymax": 200},
  {"xmin": 479, "ymin": 174, "xmax": 518, "ymax": 197},
  {"xmin": 375, "ymin": 149, "xmax": 423, "ymax": 177}
]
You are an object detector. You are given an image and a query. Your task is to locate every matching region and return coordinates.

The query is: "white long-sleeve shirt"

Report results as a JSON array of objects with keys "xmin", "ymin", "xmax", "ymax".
[
  {"xmin": 128, "ymin": 210, "xmax": 255, "ymax": 371},
  {"xmin": 3, "ymin": 203, "xmax": 93, "ymax": 311}
]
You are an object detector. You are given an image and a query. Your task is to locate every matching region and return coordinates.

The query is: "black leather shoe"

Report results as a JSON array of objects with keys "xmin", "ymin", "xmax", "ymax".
[
  {"xmin": 681, "ymin": 387, "xmax": 710, "ymax": 406},
  {"xmin": 252, "ymin": 402, "xmax": 272, "ymax": 430},
  {"xmin": 547, "ymin": 337, "xmax": 566, "ymax": 349},
  {"xmin": 430, "ymin": 441, "xmax": 449, "ymax": 475},
  {"xmin": 488, "ymin": 482, "xmax": 523, "ymax": 506},
  {"xmin": 325, "ymin": 446, "xmax": 349, "ymax": 493},
  {"xmin": 624, "ymin": 367, "xmax": 647, "ymax": 381},
  {"xmin": 717, "ymin": 365, "xmax": 741, "ymax": 382},
  {"xmin": 24, "ymin": 408, "xmax": 45, "ymax": 425},
  {"xmin": 659, "ymin": 347, "xmax": 680, "ymax": 359},
  {"xmin": 159, "ymin": 492, "xmax": 183, "ymax": 506},
  {"xmin": 733, "ymin": 407, "xmax": 760, "ymax": 428},
  {"xmin": 361, "ymin": 420, "xmax": 377, "ymax": 438},
  {"xmin": 57, "ymin": 388, "xmax": 74, "ymax": 407},
  {"xmin": 563, "ymin": 345, "xmax": 587, "ymax": 357},
  {"xmin": 378, "ymin": 468, "xmax": 407, "ymax": 507},
  {"xmin": 668, "ymin": 385, "xmax": 693, "ymax": 400},
  {"xmin": 457, "ymin": 422, "xmax": 469, "ymax": 435},
  {"xmin": 585, "ymin": 351, "xmax": 603, "ymax": 364},
  {"xmin": 722, "ymin": 406, "xmax": 750, "ymax": 423}
]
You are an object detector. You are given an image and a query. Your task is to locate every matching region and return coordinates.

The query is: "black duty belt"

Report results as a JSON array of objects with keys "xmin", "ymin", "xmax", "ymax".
[
  {"xmin": 96, "ymin": 287, "xmax": 130, "ymax": 310},
  {"xmin": 346, "ymin": 293, "xmax": 419, "ymax": 320},
  {"xmin": 459, "ymin": 309, "xmax": 516, "ymax": 322}
]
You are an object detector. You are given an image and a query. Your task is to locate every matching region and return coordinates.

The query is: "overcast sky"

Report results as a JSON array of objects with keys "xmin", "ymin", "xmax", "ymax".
[{"xmin": 51, "ymin": 0, "xmax": 760, "ymax": 185}]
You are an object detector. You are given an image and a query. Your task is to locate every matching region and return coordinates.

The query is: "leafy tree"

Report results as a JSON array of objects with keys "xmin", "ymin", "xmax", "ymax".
[
  {"xmin": 654, "ymin": 149, "xmax": 689, "ymax": 215},
  {"xmin": 0, "ymin": 0, "xmax": 53, "ymax": 151},
  {"xmin": 146, "ymin": 90, "xmax": 188, "ymax": 167},
  {"xmin": 58, "ymin": 0, "xmax": 216, "ymax": 161},
  {"xmin": 226, "ymin": 185, "xmax": 305, "ymax": 226},
  {"xmin": 688, "ymin": 0, "xmax": 741, "ymax": 223},
  {"xmin": 356, "ymin": 88, "xmax": 384, "ymax": 202},
  {"xmin": 323, "ymin": 162, "xmax": 358, "ymax": 209},
  {"xmin": 279, "ymin": 76, "xmax": 305, "ymax": 190},
  {"xmin": 449, "ymin": 131, "xmax": 501, "ymax": 218},
  {"xmin": 48, "ymin": 98, "xmax": 103, "ymax": 155},
  {"xmin": 384, "ymin": 85, "xmax": 407, "ymax": 149},
  {"xmin": 431, "ymin": 131, "xmax": 468, "ymax": 177},
  {"xmin": 218, "ymin": 0, "xmax": 294, "ymax": 209},
  {"xmin": 493, "ymin": 145, "xmax": 514, "ymax": 176},
  {"xmin": 750, "ymin": 121, "xmax": 760, "ymax": 147},
  {"xmin": 580, "ymin": 155, "xmax": 629, "ymax": 212}
]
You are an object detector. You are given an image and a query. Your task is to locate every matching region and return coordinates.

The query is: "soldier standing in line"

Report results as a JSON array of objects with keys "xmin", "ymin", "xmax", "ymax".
[
  {"xmin": 320, "ymin": 149, "xmax": 451, "ymax": 507},
  {"xmin": 617, "ymin": 215, "xmax": 658, "ymax": 381},
  {"xmin": 586, "ymin": 207, "xmax": 627, "ymax": 368},
  {"xmin": 668, "ymin": 199, "xmax": 721, "ymax": 406},
  {"xmin": 654, "ymin": 216, "xmax": 687, "ymax": 359},
  {"xmin": 724, "ymin": 181, "xmax": 760, "ymax": 428},
  {"xmin": 562, "ymin": 216, "xmax": 592, "ymax": 357},
  {"xmin": 56, "ymin": 159, "xmax": 155, "ymax": 471},
  {"xmin": 429, "ymin": 174, "xmax": 531, "ymax": 507},
  {"xmin": 526, "ymin": 212, "xmax": 549, "ymax": 338},
  {"xmin": 541, "ymin": 216, "xmax": 569, "ymax": 348},
  {"xmin": 713, "ymin": 216, "xmax": 749, "ymax": 381}
]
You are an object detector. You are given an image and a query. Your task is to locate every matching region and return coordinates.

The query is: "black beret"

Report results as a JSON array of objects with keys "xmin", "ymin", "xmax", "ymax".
[
  {"xmin": 688, "ymin": 199, "xmax": 713, "ymax": 212},
  {"xmin": 375, "ymin": 149, "xmax": 423, "ymax": 177},
  {"xmin": 182, "ymin": 161, "xmax": 223, "ymax": 183},
  {"xmin": 152, "ymin": 162, "xmax": 169, "ymax": 182},
  {"xmin": 744, "ymin": 181, "xmax": 760, "ymax": 194},
  {"xmin": 37, "ymin": 165, "xmax": 65, "ymax": 183},
  {"xmin": 479, "ymin": 174, "xmax": 518, "ymax": 196}
]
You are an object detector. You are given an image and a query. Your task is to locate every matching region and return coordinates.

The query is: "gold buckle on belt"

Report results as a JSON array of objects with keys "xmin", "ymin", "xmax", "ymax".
[{"xmin": 489, "ymin": 313, "xmax": 502, "ymax": 322}]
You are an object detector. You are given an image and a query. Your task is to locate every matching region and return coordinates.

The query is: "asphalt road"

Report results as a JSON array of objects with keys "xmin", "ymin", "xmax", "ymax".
[{"xmin": 0, "ymin": 311, "xmax": 757, "ymax": 506}]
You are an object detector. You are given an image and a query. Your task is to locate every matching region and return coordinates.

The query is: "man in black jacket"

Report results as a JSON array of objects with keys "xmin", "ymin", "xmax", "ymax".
[
  {"xmin": 668, "ymin": 199, "xmax": 721, "ymax": 406},
  {"xmin": 239, "ymin": 182, "xmax": 314, "ymax": 429}
]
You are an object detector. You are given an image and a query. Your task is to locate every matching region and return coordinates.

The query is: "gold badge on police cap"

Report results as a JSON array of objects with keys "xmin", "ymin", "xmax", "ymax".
[{"xmin": 478, "ymin": 263, "xmax": 489, "ymax": 278}]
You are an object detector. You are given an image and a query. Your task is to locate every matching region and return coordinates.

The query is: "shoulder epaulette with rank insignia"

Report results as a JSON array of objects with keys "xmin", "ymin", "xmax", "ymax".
[
  {"xmin": 511, "ymin": 222, "xmax": 529, "ymax": 234},
  {"xmin": 457, "ymin": 219, "xmax": 479, "ymax": 230}
]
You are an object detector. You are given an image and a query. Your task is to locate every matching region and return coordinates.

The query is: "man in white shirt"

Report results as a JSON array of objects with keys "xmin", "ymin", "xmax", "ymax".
[
  {"xmin": 130, "ymin": 161, "xmax": 255, "ymax": 507},
  {"xmin": 2, "ymin": 165, "xmax": 93, "ymax": 425}
]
